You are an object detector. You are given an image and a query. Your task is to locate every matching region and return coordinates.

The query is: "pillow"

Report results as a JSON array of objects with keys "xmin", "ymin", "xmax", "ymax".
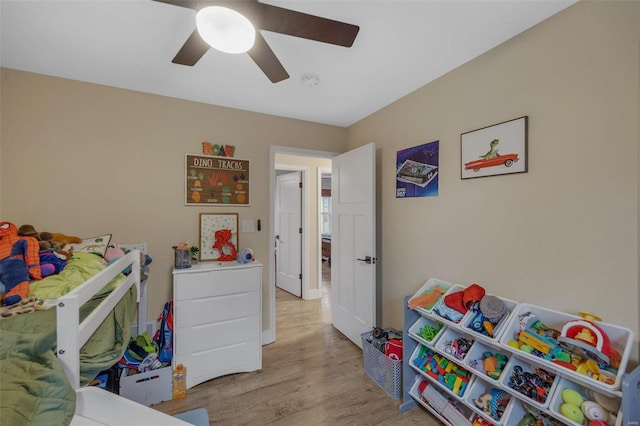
[{"xmin": 71, "ymin": 234, "xmax": 112, "ymax": 257}]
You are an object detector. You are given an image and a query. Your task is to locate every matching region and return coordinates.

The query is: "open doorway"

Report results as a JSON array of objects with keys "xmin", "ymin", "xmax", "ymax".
[
  {"xmin": 267, "ymin": 146, "xmax": 336, "ymax": 345},
  {"xmin": 267, "ymin": 143, "xmax": 377, "ymax": 348}
]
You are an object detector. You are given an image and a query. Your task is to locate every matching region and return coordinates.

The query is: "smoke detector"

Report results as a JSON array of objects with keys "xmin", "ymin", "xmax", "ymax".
[{"xmin": 301, "ymin": 75, "xmax": 320, "ymax": 88}]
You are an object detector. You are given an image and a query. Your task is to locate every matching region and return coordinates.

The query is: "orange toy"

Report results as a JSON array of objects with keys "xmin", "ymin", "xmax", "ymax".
[{"xmin": 409, "ymin": 287, "xmax": 445, "ymax": 310}]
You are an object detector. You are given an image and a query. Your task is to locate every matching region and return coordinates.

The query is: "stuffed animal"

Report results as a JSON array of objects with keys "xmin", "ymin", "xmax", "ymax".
[
  {"xmin": 1, "ymin": 222, "xmax": 42, "ymax": 281},
  {"xmin": 212, "ymin": 229, "xmax": 237, "ymax": 261},
  {"xmin": 17, "ymin": 224, "xmax": 75, "ymax": 252},
  {"xmin": 17, "ymin": 224, "xmax": 70, "ymax": 276},
  {"xmin": 236, "ymin": 248, "xmax": 253, "ymax": 264},
  {"xmin": 51, "ymin": 232, "xmax": 82, "ymax": 247},
  {"xmin": 1, "ymin": 221, "xmax": 47, "ymax": 305}
]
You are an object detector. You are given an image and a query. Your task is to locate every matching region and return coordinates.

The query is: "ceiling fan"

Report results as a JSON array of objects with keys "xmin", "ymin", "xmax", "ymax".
[{"xmin": 154, "ymin": 0, "xmax": 360, "ymax": 83}]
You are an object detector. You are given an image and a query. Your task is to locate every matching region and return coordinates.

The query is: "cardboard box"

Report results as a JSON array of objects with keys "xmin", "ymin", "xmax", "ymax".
[{"xmin": 119, "ymin": 366, "xmax": 172, "ymax": 406}]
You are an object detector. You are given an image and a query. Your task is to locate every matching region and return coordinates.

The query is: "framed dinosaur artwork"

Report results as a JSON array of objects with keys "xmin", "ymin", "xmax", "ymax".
[
  {"xmin": 461, "ymin": 116, "xmax": 528, "ymax": 179},
  {"xmin": 199, "ymin": 213, "xmax": 238, "ymax": 262}
]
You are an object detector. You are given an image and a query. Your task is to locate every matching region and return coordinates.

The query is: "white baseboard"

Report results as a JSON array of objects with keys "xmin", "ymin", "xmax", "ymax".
[{"xmin": 304, "ymin": 288, "xmax": 322, "ymax": 300}]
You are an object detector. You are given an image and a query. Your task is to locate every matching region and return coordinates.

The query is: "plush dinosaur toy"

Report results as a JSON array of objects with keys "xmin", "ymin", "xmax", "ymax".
[{"xmin": 212, "ymin": 229, "xmax": 237, "ymax": 261}]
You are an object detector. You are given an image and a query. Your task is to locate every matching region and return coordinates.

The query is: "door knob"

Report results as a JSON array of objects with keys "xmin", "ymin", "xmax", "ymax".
[{"xmin": 356, "ymin": 256, "xmax": 376, "ymax": 264}]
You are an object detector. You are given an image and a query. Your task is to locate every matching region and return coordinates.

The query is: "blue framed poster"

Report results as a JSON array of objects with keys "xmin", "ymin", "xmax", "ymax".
[{"xmin": 396, "ymin": 140, "xmax": 439, "ymax": 198}]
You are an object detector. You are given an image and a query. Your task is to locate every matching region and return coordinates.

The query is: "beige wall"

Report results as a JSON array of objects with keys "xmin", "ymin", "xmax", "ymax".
[
  {"xmin": 349, "ymin": 0, "xmax": 640, "ymax": 359},
  {"xmin": 275, "ymin": 153, "xmax": 332, "ymax": 295},
  {"xmin": 1, "ymin": 0, "xmax": 638, "ymax": 363},
  {"xmin": 0, "ymin": 69, "xmax": 348, "ymax": 331}
]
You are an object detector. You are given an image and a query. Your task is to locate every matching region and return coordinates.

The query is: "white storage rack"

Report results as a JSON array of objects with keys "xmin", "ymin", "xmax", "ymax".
[{"xmin": 399, "ymin": 279, "xmax": 634, "ymax": 426}]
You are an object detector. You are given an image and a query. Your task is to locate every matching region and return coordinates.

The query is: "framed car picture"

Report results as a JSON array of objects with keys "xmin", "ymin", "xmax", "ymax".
[{"xmin": 461, "ymin": 116, "xmax": 528, "ymax": 179}]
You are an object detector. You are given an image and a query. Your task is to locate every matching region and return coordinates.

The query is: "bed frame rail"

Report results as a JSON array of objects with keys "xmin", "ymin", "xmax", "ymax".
[{"xmin": 56, "ymin": 250, "xmax": 141, "ymax": 389}]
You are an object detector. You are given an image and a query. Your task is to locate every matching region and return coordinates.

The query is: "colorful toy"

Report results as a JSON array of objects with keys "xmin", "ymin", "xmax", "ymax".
[
  {"xmin": 412, "ymin": 347, "xmax": 471, "ymax": 397},
  {"xmin": 441, "ymin": 336, "xmax": 474, "ymax": 361},
  {"xmin": 558, "ymin": 319, "xmax": 617, "ymax": 366},
  {"xmin": 408, "ymin": 285, "xmax": 446, "ymax": 310},
  {"xmin": 473, "ymin": 388, "xmax": 510, "ymax": 421},
  {"xmin": 419, "ymin": 322, "xmax": 443, "ymax": 342},
  {"xmin": 559, "ymin": 387, "xmax": 618, "ymax": 426},
  {"xmin": 236, "ymin": 248, "xmax": 253, "ymax": 264},
  {"xmin": 507, "ymin": 364, "xmax": 556, "ymax": 404}
]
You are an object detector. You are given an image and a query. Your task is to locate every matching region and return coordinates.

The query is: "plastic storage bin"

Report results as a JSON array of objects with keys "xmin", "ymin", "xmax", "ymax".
[
  {"xmin": 460, "ymin": 295, "xmax": 518, "ymax": 344},
  {"xmin": 408, "ymin": 278, "xmax": 453, "ymax": 315},
  {"xmin": 499, "ymin": 303, "xmax": 634, "ymax": 393},
  {"xmin": 464, "ymin": 341, "xmax": 510, "ymax": 382},
  {"xmin": 119, "ymin": 366, "xmax": 172, "ymax": 406},
  {"xmin": 549, "ymin": 377, "xmax": 622, "ymax": 426},
  {"xmin": 435, "ymin": 327, "xmax": 476, "ymax": 363},
  {"xmin": 409, "ymin": 377, "xmax": 474, "ymax": 426},
  {"xmin": 410, "ymin": 344, "xmax": 475, "ymax": 400},
  {"xmin": 430, "ymin": 284, "xmax": 471, "ymax": 327},
  {"xmin": 464, "ymin": 378, "xmax": 514, "ymax": 424},
  {"xmin": 408, "ymin": 315, "xmax": 445, "ymax": 349},
  {"xmin": 361, "ymin": 332, "xmax": 402, "ymax": 399},
  {"xmin": 499, "ymin": 357, "xmax": 559, "ymax": 410}
]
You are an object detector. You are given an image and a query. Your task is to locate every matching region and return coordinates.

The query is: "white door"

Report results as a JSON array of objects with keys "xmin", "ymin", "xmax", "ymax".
[
  {"xmin": 276, "ymin": 171, "xmax": 302, "ymax": 297},
  {"xmin": 331, "ymin": 143, "xmax": 376, "ymax": 347}
]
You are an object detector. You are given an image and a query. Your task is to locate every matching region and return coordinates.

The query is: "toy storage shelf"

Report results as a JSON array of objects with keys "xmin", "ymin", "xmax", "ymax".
[{"xmin": 401, "ymin": 281, "xmax": 633, "ymax": 426}]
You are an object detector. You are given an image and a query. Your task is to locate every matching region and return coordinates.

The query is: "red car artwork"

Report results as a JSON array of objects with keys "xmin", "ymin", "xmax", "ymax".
[{"xmin": 464, "ymin": 153, "xmax": 519, "ymax": 172}]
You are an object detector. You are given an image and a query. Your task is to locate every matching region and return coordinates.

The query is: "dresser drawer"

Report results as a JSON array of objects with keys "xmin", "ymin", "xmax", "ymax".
[
  {"xmin": 175, "ymin": 314, "xmax": 260, "ymax": 354},
  {"xmin": 174, "ymin": 267, "xmax": 261, "ymax": 301},
  {"xmin": 175, "ymin": 290, "xmax": 260, "ymax": 326},
  {"xmin": 177, "ymin": 338, "xmax": 261, "ymax": 389}
]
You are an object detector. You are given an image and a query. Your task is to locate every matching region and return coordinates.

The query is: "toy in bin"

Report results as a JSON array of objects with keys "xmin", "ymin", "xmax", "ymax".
[
  {"xmin": 367, "ymin": 327, "xmax": 402, "ymax": 360},
  {"xmin": 473, "ymin": 388, "xmax": 510, "ymax": 421},
  {"xmin": 558, "ymin": 387, "xmax": 619, "ymax": 426},
  {"xmin": 557, "ymin": 317, "xmax": 618, "ymax": 366},
  {"xmin": 508, "ymin": 311, "xmax": 621, "ymax": 385}
]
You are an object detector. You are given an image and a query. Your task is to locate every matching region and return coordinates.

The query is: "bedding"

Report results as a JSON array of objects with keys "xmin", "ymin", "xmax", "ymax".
[
  {"xmin": 0, "ymin": 253, "xmax": 137, "ymax": 426},
  {"xmin": 29, "ymin": 252, "xmax": 124, "ymax": 300}
]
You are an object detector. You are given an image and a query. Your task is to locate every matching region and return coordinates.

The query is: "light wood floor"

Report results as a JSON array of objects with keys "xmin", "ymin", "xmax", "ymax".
[{"xmin": 155, "ymin": 261, "xmax": 438, "ymax": 425}]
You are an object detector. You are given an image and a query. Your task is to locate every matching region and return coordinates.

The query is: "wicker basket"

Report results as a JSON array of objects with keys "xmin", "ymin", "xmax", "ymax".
[{"xmin": 361, "ymin": 332, "xmax": 402, "ymax": 399}]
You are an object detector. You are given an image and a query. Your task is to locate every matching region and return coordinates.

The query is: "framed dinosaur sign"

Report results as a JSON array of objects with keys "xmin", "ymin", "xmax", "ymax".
[
  {"xmin": 461, "ymin": 116, "xmax": 528, "ymax": 179},
  {"xmin": 185, "ymin": 154, "xmax": 250, "ymax": 206}
]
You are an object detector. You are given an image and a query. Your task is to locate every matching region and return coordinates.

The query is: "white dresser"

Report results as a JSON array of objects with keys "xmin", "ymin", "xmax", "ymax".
[{"xmin": 172, "ymin": 261, "xmax": 262, "ymax": 389}]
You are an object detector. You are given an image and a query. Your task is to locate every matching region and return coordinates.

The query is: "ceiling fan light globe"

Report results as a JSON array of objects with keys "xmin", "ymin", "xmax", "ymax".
[{"xmin": 196, "ymin": 6, "xmax": 255, "ymax": 54}]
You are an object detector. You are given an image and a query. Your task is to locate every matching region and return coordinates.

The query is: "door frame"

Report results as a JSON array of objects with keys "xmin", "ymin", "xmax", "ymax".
[
  {"xmin": 275, "ymin": 166, "xmax": 306, "ymax": 298},
  {"xmin": 317, "ymin": 167, "xmax": 331, "ymax": 293},
  {"xmin": 266, "ymin": 145, "xmax": 338, "ymax": 345}
]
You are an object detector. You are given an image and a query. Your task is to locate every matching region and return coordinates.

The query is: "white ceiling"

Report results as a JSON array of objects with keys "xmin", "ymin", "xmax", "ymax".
[{"xmin": 1, "ymin": 0, "xmax": 577, "ymax": 127}]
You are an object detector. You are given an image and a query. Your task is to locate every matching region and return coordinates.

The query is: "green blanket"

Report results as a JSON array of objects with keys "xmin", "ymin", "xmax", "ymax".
[
  {"xmin": 30, "ymin": 252, "xmax": 124, "ymax": 300},
  {"xmin": 0, "ymin": 262, "xmax": 136, "ymax": 425}
]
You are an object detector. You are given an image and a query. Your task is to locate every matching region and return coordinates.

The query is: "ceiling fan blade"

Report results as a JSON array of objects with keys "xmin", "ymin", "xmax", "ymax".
[
  {"xmin": 151, "ymin": 0, "xmax": 198, "ymax": 10},
  {"xmin": 172, "ymin": 29, "xmax": 210, "ymax": 66},
  {"xmin": 251, "ymin": 2, "xmax": 359, "ymax": 47},
  {"xmin": 247, "ymin": 32, "xmax": 289, "ymax": 83}
]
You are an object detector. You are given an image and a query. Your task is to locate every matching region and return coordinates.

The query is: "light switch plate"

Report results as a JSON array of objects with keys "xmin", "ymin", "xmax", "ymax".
[{"xmin": 241, "ymin": 220, "xmax": 256, "ymax": 233}]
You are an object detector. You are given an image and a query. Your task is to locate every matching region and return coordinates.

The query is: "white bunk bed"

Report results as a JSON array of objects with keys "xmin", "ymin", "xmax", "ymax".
[
  {"xmin": 57, "ymin": 250, "xmax": 189, "ymax": 425},
  {"xmin": 0, "ymin": 249, "xmax": 189, "ymax": 425}
]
